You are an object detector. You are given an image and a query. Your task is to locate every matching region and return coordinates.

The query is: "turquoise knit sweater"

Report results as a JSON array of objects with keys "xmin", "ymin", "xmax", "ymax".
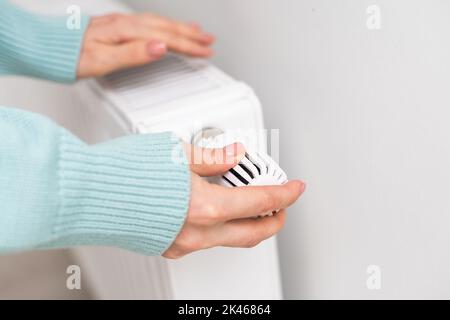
[{"xmin": 0, "ymin": 1, "xmax": 190, "ymax": 255}]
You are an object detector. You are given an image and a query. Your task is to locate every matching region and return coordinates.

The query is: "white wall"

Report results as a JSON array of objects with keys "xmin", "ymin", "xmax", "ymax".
[{"xmin": 125, "ymin": 0, "xmax": 450, "ymax": 299}]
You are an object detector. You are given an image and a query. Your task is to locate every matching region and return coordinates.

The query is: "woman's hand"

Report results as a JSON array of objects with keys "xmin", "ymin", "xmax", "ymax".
[
  {"xmin": 163, "ymin": 143, "xmax": 306, "ymax": 259},
  {"xmin": 77, "ymin": 13, "xmax": 214, "ymax": 78}
]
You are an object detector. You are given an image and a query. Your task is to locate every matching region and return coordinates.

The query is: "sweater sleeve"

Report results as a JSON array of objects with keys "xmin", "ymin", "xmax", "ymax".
[
  {"xmin": 0, "ymin": 107, "xmax": 190, "ymax": 255},
  {"xmin": 0, "ymin": 0, "xmax": 89, "ymax": 82}
]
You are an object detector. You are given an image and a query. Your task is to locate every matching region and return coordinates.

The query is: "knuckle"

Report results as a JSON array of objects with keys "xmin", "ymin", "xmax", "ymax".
[
  {"xmin": 106, "ymin": 13, "xmax": 127, "ymax": 25},
  {"xmin": 202, "ymin": 202, "xmax": 220, "ymax": 221},
  {"xmin": 175, "ymin": 229, "xmax": 206, "ymax": 253},
  {"xmin": 110, "ymin": 14, "xmax": 136, "ymax": 37},
  {"xmin": 176, "ymin": 235, "xmax": 196, "ymax": 252},
  {"xmin": 239, "ymin": 218, "xmax": 285, "ymax": 249},
  {"xmin": 110, "ymin": 13, "xmax": 127, "ymax": 23},
  {"xmin": 187, "ymin": 190, "xmax": 221, "ymax": 224}
]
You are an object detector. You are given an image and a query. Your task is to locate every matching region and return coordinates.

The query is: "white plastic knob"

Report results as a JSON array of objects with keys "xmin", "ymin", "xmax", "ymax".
[
  {"xmin": 195, "ymin": 131, "xmax": 288, "ymax": 216},
  {"xmin": 221, "ymin": 150, "xmax": 288, "ymax": 188}
]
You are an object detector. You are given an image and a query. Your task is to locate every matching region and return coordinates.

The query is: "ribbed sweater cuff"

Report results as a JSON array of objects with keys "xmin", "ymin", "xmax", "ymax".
[
  {"xmin": 54, "ymin": 132, "xmax": 190, "ymax": 255},
  {"xmin": 0, "ymin": 1, "xmax": 89, "ymax": 83}
]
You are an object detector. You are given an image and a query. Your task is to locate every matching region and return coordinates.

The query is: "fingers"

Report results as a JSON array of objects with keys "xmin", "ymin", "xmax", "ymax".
[
  {"xmin": 136, "ymin": 13, "xmax": 214, "ymax": 45},
  {"xmin": 216, "ymin": 211, "xmax": 287, "ymax": 248},
  {"xmin": 100, "ymin": 40, "xmax": 167, "ymax": 75},
  {"xmin": 102, "ymin": 13, "xmax": 214, "ymax": 57},
  {"xmin": 80, "ymin": 13, "xmax": 214, "ymax": 78},
  {"xmin": 164, "ymin": 169, "xmax": 305, "ymax": 258},
  {"xmin": 128, "ymin": 27, "xmax": 213, "ymax": 57},
  {"xmin": 185, "ymin": 142, "xmax": 246, "ymax": 177},
  {"xmin": 165, "ymin": 211, "xmax": 287, "ymax": 258},
  {"xmin": 214, "ymin": 180, "xmax": 306, "ymax": 220}
]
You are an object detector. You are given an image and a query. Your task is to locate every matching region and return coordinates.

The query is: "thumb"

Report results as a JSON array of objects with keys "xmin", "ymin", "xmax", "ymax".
[
  {"xmin": 105, "ymin": 39, "xmax": 167, "ymax": 74},
  {"xmin": 184, "ymin": 142, "xmax": 246, "ymax": 177}
]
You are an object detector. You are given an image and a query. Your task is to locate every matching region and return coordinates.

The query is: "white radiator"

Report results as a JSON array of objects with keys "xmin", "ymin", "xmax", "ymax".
[{"xmin": 73, "ymin": 54, "xmax": 282, "ymax": 299}]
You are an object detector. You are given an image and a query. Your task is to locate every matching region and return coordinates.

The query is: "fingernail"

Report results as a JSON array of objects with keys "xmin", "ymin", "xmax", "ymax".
[{"xmin": 147, "ymin": 40, "xmax": 167, "ymax": 56}]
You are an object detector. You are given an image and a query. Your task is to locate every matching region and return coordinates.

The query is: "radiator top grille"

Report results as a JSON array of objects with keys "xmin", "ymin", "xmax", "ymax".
[{"xmin": 98, "ymin": 54, "xmax": 233, "ymax": 111}]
